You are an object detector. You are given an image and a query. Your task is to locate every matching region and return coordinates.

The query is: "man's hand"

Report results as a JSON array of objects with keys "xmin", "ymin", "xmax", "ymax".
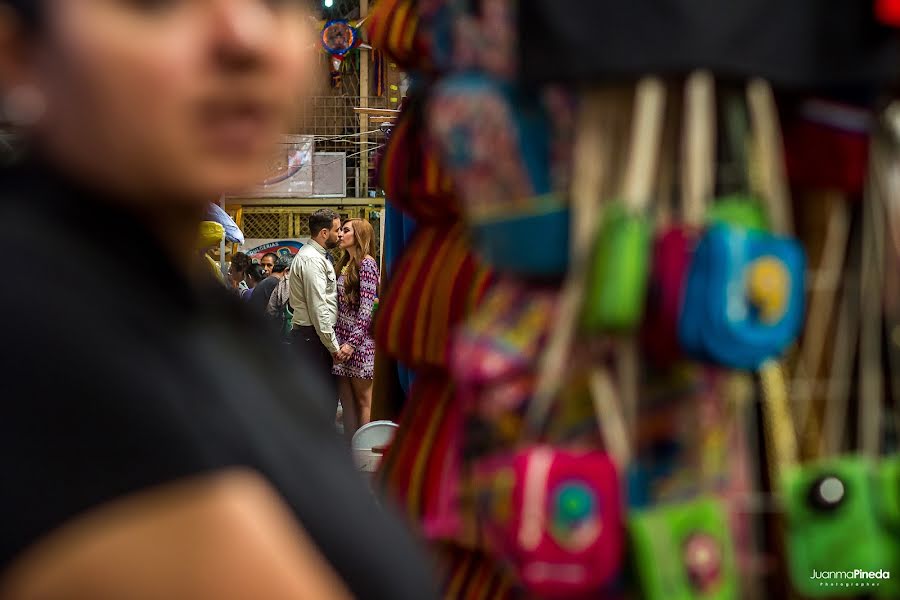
[
  {"xmin": 332, "ymin": 352, "xmax": 345, "ymax": 364},
  {"xmin": 337, "ymin": 344, "xmax": 354, "ymax": 362}
]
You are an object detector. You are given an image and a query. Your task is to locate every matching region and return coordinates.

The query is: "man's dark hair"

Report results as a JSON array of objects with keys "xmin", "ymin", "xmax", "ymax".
[
  {"xmin": 261, "ymin": 252, "xmax": 278, "ymax": 264},
  {"xmin": 308, "ymin": 209, "xmax": 340, "ymax": 239},
  {"xmin": 246, "ymin": 264, "xmax": 264, "ymax": 284}
]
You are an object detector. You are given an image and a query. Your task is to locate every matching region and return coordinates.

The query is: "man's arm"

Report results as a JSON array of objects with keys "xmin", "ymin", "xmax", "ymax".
[
  {"xmin": 302, "ymin": 259, "xmax": 340, "ymax": 355},
  {"xmin": 288, "ymin": 262, "xmax": 305, "ymax": 322}
]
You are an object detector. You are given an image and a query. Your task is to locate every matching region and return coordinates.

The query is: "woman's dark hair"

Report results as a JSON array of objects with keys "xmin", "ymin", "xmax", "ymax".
[
  {"xmin": 246, "ymin": 264, "xmax": 264, "ymax": 285},
  {"xmin": 230, "ymin": 252, "xmax": 251, "ymax": 276},
  {"xmin": 334, "ymin": 219, "xmax": 375, "ymax": 307},
  {"xmin": 2, "ymin": 0, "xmax": 41, "ymax": 29}
]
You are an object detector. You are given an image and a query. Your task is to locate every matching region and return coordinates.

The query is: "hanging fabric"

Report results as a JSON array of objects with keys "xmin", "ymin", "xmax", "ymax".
[
  {"xmin": 428, "ymin": 75, "xmax": 572, "ymax": 278},
  {"xmin": 374, "ymin": 223, "xmax": 493, "ymax": 370}
]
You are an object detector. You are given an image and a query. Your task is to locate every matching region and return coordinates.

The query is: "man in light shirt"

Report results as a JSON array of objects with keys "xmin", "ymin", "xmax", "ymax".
[{"xmin": 289, "ymin": 209, "xmax": 343, "ymax": 416}]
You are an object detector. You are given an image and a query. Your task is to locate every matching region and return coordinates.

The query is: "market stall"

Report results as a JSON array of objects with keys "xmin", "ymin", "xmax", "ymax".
[{"xmin": 366, "ymin": 1, "xmax": 900, "ymax": 598}]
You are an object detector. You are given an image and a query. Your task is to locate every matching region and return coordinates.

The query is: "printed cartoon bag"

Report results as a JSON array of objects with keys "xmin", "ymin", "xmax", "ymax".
[
  {"xmin": 782, "ymin": 457, "xmax": 896, "ymax": 597},
  {"xmin": 630, "ymin": 497, "xmax": 739, "ymax": 600},
  {"xmin": 761, "ymin": 304, "xmax": 896, "ymax": 599},
  {"xmin": 643, "ymin": 75, "xmax": 773, "ymax": 366},
  {"xmin": 627, "ymin": 359, "xmax": 744, "ymax": 599},
  {"xmin": 642, "ymin": 72, "xmax": 714, "ymax": 366},
  {"xmin": 678, "ymin": 80, "xmax": 806, "ymax": 370},
  {"xmin": 428, "ymin": 73, "xmax": 571, "ymax": 277},
  {"xmin": 470, "ymin": 362, "xmax": 631, "ymax": 598},
  {"xmin": 473, "ymin": 443, "xmax": 624, "ymax": 599},
  {"xmin": 583, "ymin": 78, "xmax": 667, "ymax": 331},
  {"xmin": 678, "ymin": 224, "xmax": 806, "ymax": 370},
  {"xmin": 780, "ymin": 130, "xmax": 900, "ymax": 598}
]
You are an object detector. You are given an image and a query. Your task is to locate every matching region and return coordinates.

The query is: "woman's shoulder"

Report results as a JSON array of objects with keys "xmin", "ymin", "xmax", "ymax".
[
  {"xmin": 362, "ymin": 256, "xmax": 378, "ymax": 270},
  {"xmin": 361, "ymin": 257, "xmax": 379, "ymax": 279}
]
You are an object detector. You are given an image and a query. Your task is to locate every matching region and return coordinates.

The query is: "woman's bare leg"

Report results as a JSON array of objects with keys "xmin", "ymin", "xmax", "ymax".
[
  {"xmin": 349, "ymin": 377, "xmax": 373, "ymax": 430},
  {"xmin": 337, "ymin": 377, "xmax": 357, "ymax": 441}
]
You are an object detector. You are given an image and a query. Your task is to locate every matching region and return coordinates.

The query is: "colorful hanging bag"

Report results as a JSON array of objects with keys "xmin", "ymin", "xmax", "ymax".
[{"xmin": 428, "ymin": 73, "xmax": 571, "ymax": 278}]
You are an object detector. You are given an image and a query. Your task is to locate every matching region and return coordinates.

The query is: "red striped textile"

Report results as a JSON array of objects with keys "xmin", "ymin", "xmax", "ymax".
[
  {"xmin": 367, "ymin": 0, "xmax": 420, "ymax": 69},
  {"xmin": 378, "ymin": 95, "xmax": 459, "ymax": 223},
  {"xmin": 436, "ymin": 543, "xmax": 520, "ymax": 600},
  {"xmin": 374, "ymin": 223, "xmax": 491, "ymax": 370}
]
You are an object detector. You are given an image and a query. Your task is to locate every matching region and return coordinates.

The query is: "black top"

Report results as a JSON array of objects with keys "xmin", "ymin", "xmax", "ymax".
[
  {"xmin": 249, "ymin": 274, "xmax": 280, "ymax": 313},
  {"xmin": 0, "ymin": 162, "xmax": 436, "ymax": 599},
  {"xmin": 519, "ymin": 0, "xmax": 900, "ymax": 90}
]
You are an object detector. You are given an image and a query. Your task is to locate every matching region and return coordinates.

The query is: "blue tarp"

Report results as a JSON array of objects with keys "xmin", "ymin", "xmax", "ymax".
[
  {"xmin": 206, "ymin": 203, "xmax": 245, "ymax": 245},
  {"xmin": 383, "ymin": 202, "xmax": 418, "ymax": 396}
]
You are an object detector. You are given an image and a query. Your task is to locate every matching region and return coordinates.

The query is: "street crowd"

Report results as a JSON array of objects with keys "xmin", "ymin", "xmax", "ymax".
[{"xmin": 224, "ymin": 210, "xmax": 381, "ymax": 438}]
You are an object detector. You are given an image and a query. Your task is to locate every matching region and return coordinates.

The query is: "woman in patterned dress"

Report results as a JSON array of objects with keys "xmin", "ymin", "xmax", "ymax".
[{"xmin": 333, "ymin": 219, "xmax": 380, "ymax": 437}]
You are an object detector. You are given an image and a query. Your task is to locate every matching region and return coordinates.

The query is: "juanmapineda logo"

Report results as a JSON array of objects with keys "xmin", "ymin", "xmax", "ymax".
[{"xmin": 810, "ymin": 570, "xmax": 892, "ymax": 588}]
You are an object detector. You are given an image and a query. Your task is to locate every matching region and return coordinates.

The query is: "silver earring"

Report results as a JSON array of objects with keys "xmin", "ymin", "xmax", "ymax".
[{"xmin": 2, "ymin": 84, "xmax": 46, "ymax": 127}]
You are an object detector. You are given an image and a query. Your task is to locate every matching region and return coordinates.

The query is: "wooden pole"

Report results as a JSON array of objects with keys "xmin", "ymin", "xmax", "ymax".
[{"xmin": 359, "ymin": 0, "xmax": 370, "ymax": 198}]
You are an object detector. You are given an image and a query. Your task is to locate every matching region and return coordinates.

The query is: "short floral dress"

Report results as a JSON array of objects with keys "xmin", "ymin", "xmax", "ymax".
[{"xmin": 332, "ymin": 257, "xmax": 379, "ymax": 379}]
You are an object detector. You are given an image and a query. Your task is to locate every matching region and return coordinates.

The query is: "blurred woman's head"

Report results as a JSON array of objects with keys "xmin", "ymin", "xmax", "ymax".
[
  {"xmin": 335, "ymin": 219, "xmax": 375, "ymax": 307},
  {"xmin": 0, "ymin": 0, "xmax": 312, "ymax": 205},
  {"xmin": 337, "ymin": 218, "xmax": 374, "ymax": 258}
]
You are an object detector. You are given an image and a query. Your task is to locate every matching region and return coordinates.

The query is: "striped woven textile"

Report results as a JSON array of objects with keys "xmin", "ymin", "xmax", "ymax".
[
  {"xmin": 378, "ymin": 371, "xmax": 449, "ymax": 524},
  {"xmin": 366, "ymin": 0, "xmax": 454, "ymax": 74},
  {"xmin": 378, "ymin": 93, "xmax": 459, "ymax": 223},
  {"xmin": 435, "ymin": 543, "xmax": 521, "ymax": 600},
  {"xmin": 377, "ymin": 370, "xmax": 520, "ymax": 597},
  {"xmin": 367, "ymin": 0, "xmax": 420, "ymax": 69},
  {"xmin": 374, "ymin": 223, "xmax": 492, "ymax": 370},
  {"xmin": 378, "ymin": 370, "xmax": 482, "ymax": 548}
]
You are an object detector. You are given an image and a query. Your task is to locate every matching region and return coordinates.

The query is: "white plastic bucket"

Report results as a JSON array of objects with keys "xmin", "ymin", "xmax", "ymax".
[{"xmin": 351, "ymin": 420, "xmax": 398, "ymax": 473}]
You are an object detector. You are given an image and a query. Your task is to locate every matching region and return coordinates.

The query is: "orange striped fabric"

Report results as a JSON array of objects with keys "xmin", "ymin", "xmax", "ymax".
[
  {"xmin": 436, "ymin": 543, "xmax": 520, "ymax": 600},
  {"xmin": 378, "ymin": 95, "xmax": 459, "ymax": 223},
  {"xmin": 374, "ymin": 223, "xmax": 492, "ymax": 370},
  {"xmin": 366, "ymin": 0, "xmax": 453, "ymax": 74},
  {"xmin": 378, "ymin": 371, "xmax": 448, "ymax": 521},
  {"xmin": 378, "ymin": 371, "xmax": 483, "ymax": 546},
  {"xmin": 367, "ymin": 0, "xmax": 420, "ymax": 68}
]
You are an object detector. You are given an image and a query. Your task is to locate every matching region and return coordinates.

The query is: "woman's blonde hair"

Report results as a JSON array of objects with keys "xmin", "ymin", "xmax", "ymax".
[{"xmin": 335, "ymin": 218, "xmax": 375, "ymax": 306}]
